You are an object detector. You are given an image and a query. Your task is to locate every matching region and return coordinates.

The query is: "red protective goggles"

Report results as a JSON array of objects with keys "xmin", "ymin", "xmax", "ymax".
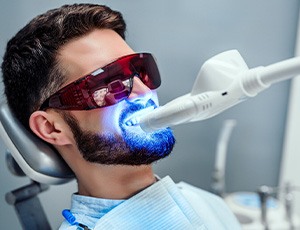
[{"xmin": 39, "ymin": 53, "xmax": 161, "ymax": 111}]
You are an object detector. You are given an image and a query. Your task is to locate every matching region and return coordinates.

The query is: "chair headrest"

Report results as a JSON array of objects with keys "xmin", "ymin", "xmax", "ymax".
[{"xmin": 0, "ymin": 100, "xmax": 74, "ymax": 184}]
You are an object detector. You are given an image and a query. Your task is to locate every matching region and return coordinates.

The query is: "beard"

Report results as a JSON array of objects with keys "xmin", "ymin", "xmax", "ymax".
[{"xmin": 60, "ymin": 99, "xmax": 175, "ymax": 165}]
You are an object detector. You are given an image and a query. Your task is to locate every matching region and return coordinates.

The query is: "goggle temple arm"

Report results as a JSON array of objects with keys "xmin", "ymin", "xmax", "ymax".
[{"xmin": 40, "ymin": 95, "xmax": 60, "ymax": 111}]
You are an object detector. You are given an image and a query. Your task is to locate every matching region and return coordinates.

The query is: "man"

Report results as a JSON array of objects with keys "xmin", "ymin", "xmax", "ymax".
[{"xmin": 2, "ymin": 4, "xmax": 240, "ymax": 229}]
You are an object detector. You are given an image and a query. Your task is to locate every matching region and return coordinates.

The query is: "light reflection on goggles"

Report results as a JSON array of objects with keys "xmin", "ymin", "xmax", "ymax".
[{"xmin": 39, "ymin": 53, "xmax": 161, "ymax": 111}]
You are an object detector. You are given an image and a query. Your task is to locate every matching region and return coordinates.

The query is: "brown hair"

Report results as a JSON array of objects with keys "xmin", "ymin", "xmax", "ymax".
[{"xmin": 2, "ymin": 4, "xmax": 126, "ymax": 129}]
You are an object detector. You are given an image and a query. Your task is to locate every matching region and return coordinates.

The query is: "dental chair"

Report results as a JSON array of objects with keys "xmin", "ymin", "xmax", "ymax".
[{"xmin": 0, "ymin": 100, "xmax": 74, "ymax": 229}]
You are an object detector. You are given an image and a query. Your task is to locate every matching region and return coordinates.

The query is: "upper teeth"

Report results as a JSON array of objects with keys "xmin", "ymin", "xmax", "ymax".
[{"xmin": 126, "ymin": 118, "xmax": 139, "ymax": 126}]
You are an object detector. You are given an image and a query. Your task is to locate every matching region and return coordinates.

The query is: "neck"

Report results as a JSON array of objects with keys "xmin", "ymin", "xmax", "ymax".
[{"xmin": 76, "ymin": 163, "xmax": 156, "ymax": 199}]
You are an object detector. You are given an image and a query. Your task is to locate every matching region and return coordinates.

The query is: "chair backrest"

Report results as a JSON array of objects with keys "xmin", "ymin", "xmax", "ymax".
[{"xmin": 0, "ymin": 100, "xmax": 74, "ymax": 184}]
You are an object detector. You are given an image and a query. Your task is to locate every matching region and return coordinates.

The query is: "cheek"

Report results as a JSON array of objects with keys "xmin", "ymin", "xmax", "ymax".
[
  {"xmin": 87, "ymin": 105, "xmax": 125, "ymax": 134},
  {"xmin": 98, "ymin": 105, "xmax": 123, "ymax": 133},
  {"xmin": 69, "ymin": 108, "xmax": 121, "ymax": 134}
]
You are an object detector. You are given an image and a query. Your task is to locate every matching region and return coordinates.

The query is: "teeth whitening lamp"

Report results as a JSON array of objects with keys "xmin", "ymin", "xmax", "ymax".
[
  {"xmin": 1, "ymin": 49, "xmax": 300, "ymax": 229},
  {"xmin": 137, "ymin": 50, "xmax": 300, "ymax": 132}
]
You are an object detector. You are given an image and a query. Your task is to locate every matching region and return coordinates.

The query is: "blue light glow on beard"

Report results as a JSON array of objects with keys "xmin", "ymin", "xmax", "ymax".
[
  {"xmin": 60, "ymin": 99, "xmax": 175, "ymax": 165},
  {"xmin": 119, "ymin": 99, "xmax": 175, "ymax": 159}
]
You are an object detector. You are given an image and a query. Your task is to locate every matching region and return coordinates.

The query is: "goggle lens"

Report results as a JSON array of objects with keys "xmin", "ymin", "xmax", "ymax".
[{"xmin": 39, "ymin": 53, "xmax": 161, "ymax": 110}]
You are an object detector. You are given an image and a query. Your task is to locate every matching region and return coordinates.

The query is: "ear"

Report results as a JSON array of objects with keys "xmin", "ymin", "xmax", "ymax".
[{"xmin": 29, "ymin": 110, "xmax": 72, "ymax": 146}]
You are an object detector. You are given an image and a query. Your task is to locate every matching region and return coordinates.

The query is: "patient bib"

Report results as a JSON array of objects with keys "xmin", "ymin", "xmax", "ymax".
[{"xmin": 93, "ymin": 176, "xmax": 207, "ymax": 230}]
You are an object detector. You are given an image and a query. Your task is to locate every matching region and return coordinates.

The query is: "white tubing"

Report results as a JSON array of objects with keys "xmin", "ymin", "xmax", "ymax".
[{"xmin": 260, "ymin": 56, "xmax": 300, "ymax": 85}]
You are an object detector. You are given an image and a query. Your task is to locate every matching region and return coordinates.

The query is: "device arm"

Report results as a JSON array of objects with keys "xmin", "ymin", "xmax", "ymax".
[{"xmin": 137, "ymin": 50, "xmax": 300, "ymax": 132}]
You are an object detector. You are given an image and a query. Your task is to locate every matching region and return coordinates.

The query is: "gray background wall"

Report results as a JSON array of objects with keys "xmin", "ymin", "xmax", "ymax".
[{"xmin": 0, "ymin": 0, "xmax": 299, "ymax": 229}]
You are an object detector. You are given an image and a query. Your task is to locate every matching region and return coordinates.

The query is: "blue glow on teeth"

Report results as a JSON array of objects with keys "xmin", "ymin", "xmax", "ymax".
[{"xmin": 125, "ymin": 117, "xmax": 140, "ymax": 126}]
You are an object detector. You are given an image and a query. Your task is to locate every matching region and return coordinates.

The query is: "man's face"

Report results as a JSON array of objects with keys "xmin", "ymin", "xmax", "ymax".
[{"xmin": 57, "ymin": 29, "xmax": 175, "ymax": 165}]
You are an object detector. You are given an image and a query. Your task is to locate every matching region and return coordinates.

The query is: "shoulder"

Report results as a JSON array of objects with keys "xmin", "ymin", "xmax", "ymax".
[
  {"xmin": 177, "ymin": 181, "xmax": 224, "ymax": 203},
  {"xmin": 176, "ymin": 181, "xmax": 241, "ymax": 229}
]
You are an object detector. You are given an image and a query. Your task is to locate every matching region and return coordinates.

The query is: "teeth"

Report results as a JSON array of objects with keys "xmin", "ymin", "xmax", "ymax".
[{"xmin": 125, "ymin": 117, "xmax": 139, "ymax": 126}]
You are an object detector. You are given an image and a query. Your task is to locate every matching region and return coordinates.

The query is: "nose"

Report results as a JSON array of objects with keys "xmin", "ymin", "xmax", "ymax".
[{"xmin": 127, "ymin": 76, "xmax": 153, "ymax": 103}]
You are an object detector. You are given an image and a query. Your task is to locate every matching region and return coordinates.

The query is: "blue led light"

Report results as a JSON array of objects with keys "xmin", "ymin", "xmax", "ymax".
[{"xmin": 119, "ymin": 99, "xmax": 175, "ymax": 159}]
